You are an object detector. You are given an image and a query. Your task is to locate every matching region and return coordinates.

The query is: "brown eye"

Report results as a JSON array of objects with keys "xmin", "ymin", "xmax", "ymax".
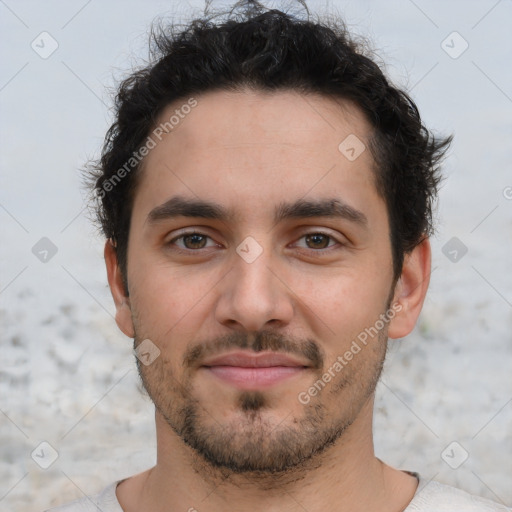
[
  {"xmin": 167, "ymin": 231, "xmax": 216, "ymax": 252},
  {"xmin": 304, "ymin": 233, "xmax": 332, "ymax": 249},
  {"xmin": 292, "ymin": 231, "xmax": 344, "ymax": 257},
  {"xmin": 180, "ymin": 233, "xmax": 208, "ymax": 249}
]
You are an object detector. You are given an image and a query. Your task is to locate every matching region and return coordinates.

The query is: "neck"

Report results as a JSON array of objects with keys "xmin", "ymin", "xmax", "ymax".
[{"xmin": 119, "ymin": 395, "xmax": 418, "ymax": 512}]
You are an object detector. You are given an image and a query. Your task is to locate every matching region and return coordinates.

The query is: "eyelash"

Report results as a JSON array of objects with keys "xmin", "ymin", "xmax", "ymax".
[{"xmin": 166, "ymin": 230, "xmax": 344, "ymax": 256}]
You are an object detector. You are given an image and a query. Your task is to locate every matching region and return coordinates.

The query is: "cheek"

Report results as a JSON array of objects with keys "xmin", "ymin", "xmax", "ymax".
[
  {"xmin": 300, "ymin": 263, "xmax": 389, "ymax": 320},
  {"xmin": 128, "ymin": 258, "xmax": 217, "ymax": 357},
  {"xmin": 129, "ymin": 269, "xmax": 184, "ymax": 338},
  {"xmin": 297, "ymin": 268, "xmax": 392, "ymax": 361}
]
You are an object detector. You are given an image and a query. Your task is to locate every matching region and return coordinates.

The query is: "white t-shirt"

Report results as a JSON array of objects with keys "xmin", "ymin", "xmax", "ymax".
[{"xmin": 44, "ymin": 472, "xmax": 512, "ymax": 511}]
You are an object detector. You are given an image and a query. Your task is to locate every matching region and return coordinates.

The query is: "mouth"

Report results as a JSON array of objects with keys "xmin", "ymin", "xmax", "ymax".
[{"xmin": 200, "ymin": 351, "xmax": 310, "ymax": 390}]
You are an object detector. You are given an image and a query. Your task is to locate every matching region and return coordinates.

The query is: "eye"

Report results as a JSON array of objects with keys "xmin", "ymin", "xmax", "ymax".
[
  {"xmin": 167, "ymin": 231, "xmax": 218, "ymax": 251},
  {"xmin": 293, "ymin": 232, "xmax": 341, "ymax": 252},
  {"xmin": 165, "ymin": 230, "xmax": 343, "ymax": 255}
]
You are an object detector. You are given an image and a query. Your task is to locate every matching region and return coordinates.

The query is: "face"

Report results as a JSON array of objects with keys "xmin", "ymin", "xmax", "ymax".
[{"xmin": 110, "ymin": 89, "xmax": 412, "ymax": 474}]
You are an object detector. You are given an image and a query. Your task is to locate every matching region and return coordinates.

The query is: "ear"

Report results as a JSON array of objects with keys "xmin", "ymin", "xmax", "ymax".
[
  {"xmin": 104, "ymin": 240, "xmax": 135, "ymax": 338},
  {"xmin": 387, "ymin": 237, "xmax": 431, "ymax": 339}
]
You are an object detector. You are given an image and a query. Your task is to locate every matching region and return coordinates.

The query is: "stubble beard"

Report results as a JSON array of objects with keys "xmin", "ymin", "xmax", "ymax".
[{"xmin": 134, "ymin": 326, "xmax": 388, "ymax": 480}]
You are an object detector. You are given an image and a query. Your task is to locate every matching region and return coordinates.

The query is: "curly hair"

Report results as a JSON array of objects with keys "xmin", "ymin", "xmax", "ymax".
[{"xmin": 85, "ymin": 0, "xmax": 452, "ymax": 294}]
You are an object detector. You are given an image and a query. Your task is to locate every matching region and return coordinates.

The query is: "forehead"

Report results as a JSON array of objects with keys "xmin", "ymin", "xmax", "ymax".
[
  {"xmin": 152, "ymin": 88, "xmax": 373, "ymax": 157},
  {"xmin": 133, "ymin": 88, "xmax": 383, "ymax": 228}
]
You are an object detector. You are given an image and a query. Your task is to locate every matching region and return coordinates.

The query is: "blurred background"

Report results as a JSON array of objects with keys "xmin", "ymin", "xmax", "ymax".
[{"xmin": 1, "ymin": 0, "xmax": 511, "ymax": 510}]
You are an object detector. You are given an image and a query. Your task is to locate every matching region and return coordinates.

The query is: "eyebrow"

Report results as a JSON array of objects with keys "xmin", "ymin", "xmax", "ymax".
[{"xmin": 146, "ymin": 195, "xmax": 368, "ymax": 229}]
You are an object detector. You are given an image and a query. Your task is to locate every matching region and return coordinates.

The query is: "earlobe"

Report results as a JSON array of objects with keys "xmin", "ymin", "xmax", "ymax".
[
  {"xmin": 387, "ymin": 237, "xmax": 431, "ymax": 340},
  {"xmin": 104, "ymin": 240, "xmax": 135, "ymax": 338}
]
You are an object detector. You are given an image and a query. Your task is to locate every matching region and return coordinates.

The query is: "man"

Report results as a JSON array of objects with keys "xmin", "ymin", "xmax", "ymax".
[{"xmin": 45, "ymin": 1, "xmax": 510, "ymax": 511}]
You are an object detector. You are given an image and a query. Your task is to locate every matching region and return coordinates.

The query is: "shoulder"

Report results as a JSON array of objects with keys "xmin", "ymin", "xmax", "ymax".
[
  {"xmin": 405, "ymin": 479, "xmax": 512, "ymax": 512},
  {"xmin": 43, "ymin": 480, "xmax": 123, "ymax": 512}
]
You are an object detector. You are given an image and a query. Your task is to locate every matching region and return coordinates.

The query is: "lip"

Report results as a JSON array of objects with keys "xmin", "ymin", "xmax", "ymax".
[
  {"xmin": 201, "ymin": 351, "xmax": 309, "ymax": 390},
  {"xmin": 201, "ymin": 351, "xmax": 309, "ymax": 368}
]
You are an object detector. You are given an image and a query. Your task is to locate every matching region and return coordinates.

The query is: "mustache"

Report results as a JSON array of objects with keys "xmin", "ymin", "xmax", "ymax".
[{"xmin": 182, "ymin": 330, "xmax": 324, "ymax": 369}]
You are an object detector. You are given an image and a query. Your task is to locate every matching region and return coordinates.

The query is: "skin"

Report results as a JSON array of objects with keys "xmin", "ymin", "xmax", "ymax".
[{"xmin": 105, "ymin": 88, "xmax": 431, "ymax": 512}]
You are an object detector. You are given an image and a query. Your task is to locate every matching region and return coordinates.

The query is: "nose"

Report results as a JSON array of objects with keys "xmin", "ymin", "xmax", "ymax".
[{"xmin": 214, "ymin": 242, "xmax": 294, "ymax": 332}]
